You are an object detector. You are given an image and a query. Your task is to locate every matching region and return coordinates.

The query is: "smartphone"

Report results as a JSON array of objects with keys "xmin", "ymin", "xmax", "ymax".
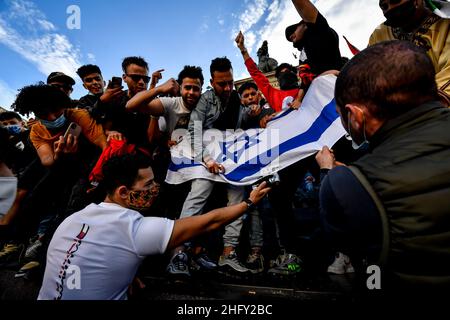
[
  {"xmin": 109, "ymin": 76, "xmax": 122, "ymax": 89},
  {"xmin": 64, "ymin": 122, "xmax": 82, "ymax": 139}
]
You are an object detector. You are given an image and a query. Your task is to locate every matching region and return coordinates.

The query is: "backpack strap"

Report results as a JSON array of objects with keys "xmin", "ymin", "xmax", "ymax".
[{"xmin": 347, "ymin": 165, "xmax": 390, "ymax": 267}]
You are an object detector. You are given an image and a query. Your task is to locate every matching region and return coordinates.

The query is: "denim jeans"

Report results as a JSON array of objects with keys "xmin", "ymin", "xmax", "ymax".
[
  {"xmin": 248, "ymin": 207, "xmax": 264, "ymax": 248},
  {"xmin": 181, "ymin": 179, "xmax": 244, "ymax": 247}
]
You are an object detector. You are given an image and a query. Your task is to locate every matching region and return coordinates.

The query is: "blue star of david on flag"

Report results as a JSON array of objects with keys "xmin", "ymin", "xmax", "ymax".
[{"xmin": 220, "ymin": 131, "xmax": 262, "ymax": 163}]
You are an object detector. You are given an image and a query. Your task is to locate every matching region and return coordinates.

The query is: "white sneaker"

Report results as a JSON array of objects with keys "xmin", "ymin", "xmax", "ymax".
[
  {"xmin": 218, "ymin": 251, "xmax": 249, "ymax": 273},
  {"xmin": 327, "ymin": 252, "xmax": 355, "ymax": 274}
]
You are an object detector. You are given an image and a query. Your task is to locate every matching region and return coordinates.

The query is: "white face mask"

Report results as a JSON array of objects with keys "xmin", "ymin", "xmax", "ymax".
[
  {"xmin": 0, "ymin": 177, "xmax": 17, "ymax": 216},
  {"xmin": 346, "ymin": 108, "xmax": 370, "ymax": 152}
]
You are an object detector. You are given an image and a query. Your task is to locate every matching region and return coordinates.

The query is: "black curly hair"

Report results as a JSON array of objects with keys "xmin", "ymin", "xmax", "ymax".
[
  {"xmin": 77, "ymin": 64, "xmax": 102, "ymax": 80},
  {"xmin": 12, "ymin": 82, "xmax": 72, "ymax": 117},
  {"xmin": 177, "ymin": 65, "xmax": 204, "ymax": 86}
]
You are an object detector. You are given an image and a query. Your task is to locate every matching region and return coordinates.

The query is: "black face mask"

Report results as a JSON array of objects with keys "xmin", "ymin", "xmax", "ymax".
[
  {"xmin": 278, "ymin": 72, "xmax": 299, "ymax": 91},
  {"xmin": 384, "ymin": 0, "xmax": 417, "ymax": 28},
  {"xmin": 293, "ymin": 38, "xmax": 306, "ymax": 51}
]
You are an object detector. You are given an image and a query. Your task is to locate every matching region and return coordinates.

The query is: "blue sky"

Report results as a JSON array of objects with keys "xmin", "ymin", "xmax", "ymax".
[{"xmin": 0, "ymin": 0, "xmax": 384, "ymax": 110}]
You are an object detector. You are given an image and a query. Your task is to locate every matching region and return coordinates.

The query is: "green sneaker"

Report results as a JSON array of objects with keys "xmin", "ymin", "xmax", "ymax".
[{"xmin": 268, "ymin": 252, "xmax": 302, "ymax": 276}]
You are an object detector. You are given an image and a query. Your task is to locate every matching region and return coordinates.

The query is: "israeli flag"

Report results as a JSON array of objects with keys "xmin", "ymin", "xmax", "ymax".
[{"xmin": 166, "ymin": 74, "xmax": 346, "ymax": 186}]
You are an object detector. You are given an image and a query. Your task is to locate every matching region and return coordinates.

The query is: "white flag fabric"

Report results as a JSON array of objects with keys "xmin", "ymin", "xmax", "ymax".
[{"xmin": 165, "ymin": 74, "xmax": 346, "ymax": 186}]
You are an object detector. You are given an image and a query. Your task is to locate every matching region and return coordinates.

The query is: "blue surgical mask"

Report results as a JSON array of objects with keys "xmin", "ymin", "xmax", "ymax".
[
  {"xmin": 38, "ymin": 113, "xmax": 67, "ymax": 130},
  {"xmin": 6, "ymin": 124, "xmax": 22, "ymax": 136}
]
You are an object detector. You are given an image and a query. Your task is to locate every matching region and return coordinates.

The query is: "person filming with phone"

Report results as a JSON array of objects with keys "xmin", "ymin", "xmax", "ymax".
[
  {"xmin": 10, "ymin": 83, "xmax": 109, "ymax": 278},
  {"xmin": 76, "ymin": 64, "xmax": 125, "ymax": 112},
  {"xmin": 12, "ymin": 83, "xmax": 107, "ymax": 168},
  {"xmin": 76, "ymin": 65, "xmax": 125, "ymax": 142}
]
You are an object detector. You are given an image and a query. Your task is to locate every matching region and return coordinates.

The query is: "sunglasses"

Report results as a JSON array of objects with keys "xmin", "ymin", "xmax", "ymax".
[{"xmin": 126, "ymin": 74, "xmax": 150, "ymax": 83}]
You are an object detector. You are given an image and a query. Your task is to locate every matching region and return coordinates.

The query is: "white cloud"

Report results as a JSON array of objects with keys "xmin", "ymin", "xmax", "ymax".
[
  {"xmin": 0, "ymin": 80, "xmax": 17, "ymax": 110},
  {"xmin": 0, "ymin": 0, "xmax": 81, "ymax": 79},
  {"xmin": 218, "ymin": 18, "xmax": 225, "ymax": 26},
  {"xmin": 245, "ymin": 31, "xmax": 257, "ymax": 54},
  {"xmin": 239, "ymin": 71, "xmax": 250, "ymax": 79},
  {"xmin": 238, "ymin": 0, "xmax": 268, "ymax": 33},
  {"xmin": 200, "ymin": 22, "xmax": 209, "ymax": 33},
  {"xmin": 87, "ymin": 53, "xmax": 96, "ymax": 62},
  {"xmin": 315, "ymin": 0, "xmax": 385, "ymax": 56},
  {"xmin": 37, "ymin": 19, "xmax": 55, "ymax": 31},
  {"xmin": 7, "ymin": 0, "xmax": 55, "ymax": 33},
  {"xmin": 232, "ymin": 0, "xmax": 385, "ymax": 67}
]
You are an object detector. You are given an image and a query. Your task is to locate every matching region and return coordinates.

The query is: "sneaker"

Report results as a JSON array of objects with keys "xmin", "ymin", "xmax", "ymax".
[
  {"xmin": 218, "ymin": 251, "xmax": 249, "ymax": 273},
  {"xmin": 268, "ymin": 252, "xmax": 302, "ymax": 276},
  {"xmin": 246, "ymin": 251, "xmax": 264, "ymax": 274},
  {"xmin": 327, "ymin": 252, "xmax": 355, "ymax": 275},
  {"xmin": 166, "ymin": 252, "xmax": 191, "ymax": 277},
  {"xmin": 25, "ymin": 238, "xmax": 43, "ymax": 261},
  {"xmin": 15, "ymin": 261, "xmax": 40, "ymax": 279},
  {"xmin": 0, "ymin": 243, "xmax": 25, "ymax": 267},
  {"xmin": 191, "ymin": 253, "xmax": 217, "ymax": 271}
]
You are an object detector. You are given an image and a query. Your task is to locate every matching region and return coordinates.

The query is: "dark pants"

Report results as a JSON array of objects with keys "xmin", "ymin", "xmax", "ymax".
[{"xmin": 268, "ymin": 155, "xmax": 318, "ymax": 253}]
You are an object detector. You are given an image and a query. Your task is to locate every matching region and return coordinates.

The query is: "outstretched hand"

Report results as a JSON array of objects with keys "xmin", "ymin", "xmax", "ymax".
[{"xmin": 249, "ymin": 181, "xmax": 271, "ymax": 205}]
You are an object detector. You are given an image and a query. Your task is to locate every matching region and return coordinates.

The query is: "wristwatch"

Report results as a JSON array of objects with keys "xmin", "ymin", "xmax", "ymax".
[{"xmin": 243, "ymin": 198, "xmax": 256, "ymax": 211}]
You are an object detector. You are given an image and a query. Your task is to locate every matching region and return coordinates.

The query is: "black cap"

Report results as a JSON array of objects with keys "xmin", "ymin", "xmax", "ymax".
[
  {"xmin": 285, "ymin": 21, "xmax": 303, "ymax": 42},
  {"xmin": 46, "ymin": 72, "xmax": 75, "ymax": 85}
]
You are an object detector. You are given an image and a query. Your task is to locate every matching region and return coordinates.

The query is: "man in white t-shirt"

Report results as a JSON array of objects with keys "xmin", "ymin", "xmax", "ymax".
[
  {"xmin": 126, "ymin": 65, "xmax": 203, "ymax": 141},
  {"xmin": 38, "ymin": 154, "xmax": 269, "ymax": 300}
]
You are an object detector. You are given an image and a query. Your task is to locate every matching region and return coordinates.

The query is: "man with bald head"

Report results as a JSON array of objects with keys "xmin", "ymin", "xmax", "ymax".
[{"xmin": 317, "ymin": 40, "xmax": 450, "ymax": 292}]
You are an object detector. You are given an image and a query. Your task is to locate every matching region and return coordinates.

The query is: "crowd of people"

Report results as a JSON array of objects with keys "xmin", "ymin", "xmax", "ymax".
[{"xmin": 1, "ymin": 0, "xmax": 450, "ymax": 300}]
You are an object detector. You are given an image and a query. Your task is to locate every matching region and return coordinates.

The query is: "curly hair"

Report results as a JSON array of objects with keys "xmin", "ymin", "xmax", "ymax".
[
  {"xmin": 177, "ymin": 65, "xmax": 204, "ymax": 86},
  {"xmin": 12, "ymin": 83, "xmax": 72, "ymax": 117}
]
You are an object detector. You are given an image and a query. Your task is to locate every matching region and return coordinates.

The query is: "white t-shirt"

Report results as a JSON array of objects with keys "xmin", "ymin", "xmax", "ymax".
[
  {"xmin": 38, "ymin": 202, "xmax": 174, "ymax": 300},
  {"xmin": 159, "ymin": 96, "xmax": 191, "ymax": 136}
]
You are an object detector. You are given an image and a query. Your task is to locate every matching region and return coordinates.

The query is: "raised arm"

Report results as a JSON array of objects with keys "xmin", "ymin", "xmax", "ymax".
[
  {"xmin": 166, "ymin": 182, "xmax": 270, "ymax": 250},
  {"xmin": 126, "ymin": 78, "xmax": 179, "ymax": 113},
  {"xmin": 292, "ymin": 0, "xmax": 318, "ymax": 23},
  {"xmin": 235, "ymin": 31, "xmax": 251, "ymax": 61},
  {"xmin": 235, "ymin": 31, "xmax": 277, "ymax": 109}
]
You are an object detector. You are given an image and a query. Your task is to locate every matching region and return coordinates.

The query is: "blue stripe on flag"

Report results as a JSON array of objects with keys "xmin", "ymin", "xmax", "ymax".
[
  {"xmin": 268, "ymin": 108, "xmax": 295, "ymax": 123},
  {"xmin": 168, "ymin": 157, "xmax": 202, "ymax": 171},
  {"xmin": 224, "ymin": 99, "xmax": 338, "ymax": 182}
]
